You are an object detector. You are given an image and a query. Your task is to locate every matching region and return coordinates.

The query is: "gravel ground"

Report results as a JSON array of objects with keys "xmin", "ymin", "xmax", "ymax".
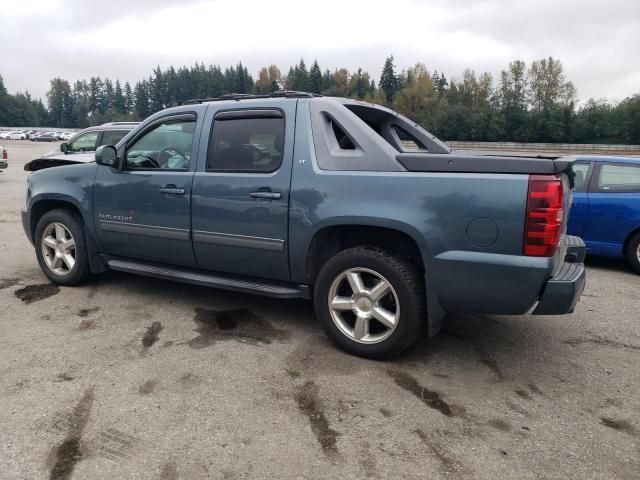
[{"xmin": 1, "ymin": 140, "xmax": 638, "ymax": 480}]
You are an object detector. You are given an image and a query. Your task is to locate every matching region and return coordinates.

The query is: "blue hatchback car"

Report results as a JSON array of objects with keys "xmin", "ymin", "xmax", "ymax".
[{"xmin": 567, "ymin": 156, "xmax": 640, "ymax": 272}]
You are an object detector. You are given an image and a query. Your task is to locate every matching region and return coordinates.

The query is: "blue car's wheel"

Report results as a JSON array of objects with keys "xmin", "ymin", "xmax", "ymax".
[{"xmin": 627, "ymin": 233, "xmax": 640, "ymax": 274}]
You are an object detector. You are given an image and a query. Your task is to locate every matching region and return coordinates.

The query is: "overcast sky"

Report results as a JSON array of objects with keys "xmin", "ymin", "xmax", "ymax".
[{"xmin": 1, "ymin": 0, "xmax": 638, "ymax": 103}]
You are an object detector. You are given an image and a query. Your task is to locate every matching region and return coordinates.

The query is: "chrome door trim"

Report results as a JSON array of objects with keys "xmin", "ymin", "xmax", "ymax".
[
  {"xmin": 99, "ymin": 220, "xmax": 190, "ymax": 240},
  {"xmin": 192, "ymin": 230, "xmax": 285, "ymax": 252}
]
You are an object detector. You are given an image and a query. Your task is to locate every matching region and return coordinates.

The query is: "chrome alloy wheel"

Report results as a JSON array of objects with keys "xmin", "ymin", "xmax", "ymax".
[
  {"xmin": 637, "ymin": 242, "xmax": 640, "ymax": 264},
  {"xmin": 328, "ymin": 267, "xmax": 400, "ymax": 344},
  {"xmin": 41, "ymin": 222, "xmax": 76, "ymax": 276}
]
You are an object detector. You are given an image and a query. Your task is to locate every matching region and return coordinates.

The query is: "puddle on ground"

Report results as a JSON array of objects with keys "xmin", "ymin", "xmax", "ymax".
[
  {"xmin": 187, "ymin": 308, "xmax": 289, "ymax": 349},
  {"xmin": 15, "ymin": 283, "xmax": 60, "ymax": 304}
]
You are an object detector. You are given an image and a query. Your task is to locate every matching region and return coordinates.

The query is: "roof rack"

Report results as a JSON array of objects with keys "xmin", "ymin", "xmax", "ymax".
[{"xmin": 180, "ymin": 90, "xmax": 321, "ymax": 106}]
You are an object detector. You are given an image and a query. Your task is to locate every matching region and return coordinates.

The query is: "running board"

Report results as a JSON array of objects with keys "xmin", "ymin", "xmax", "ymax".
[{"xmin": 106, "ymin": 258, "xmax": 309, "ymax": 299}]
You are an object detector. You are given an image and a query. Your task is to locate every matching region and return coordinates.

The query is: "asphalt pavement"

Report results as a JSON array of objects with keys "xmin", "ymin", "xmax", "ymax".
[{"xmin": 1, "ymin": 140, "xmax": 638, "ymax": 479}]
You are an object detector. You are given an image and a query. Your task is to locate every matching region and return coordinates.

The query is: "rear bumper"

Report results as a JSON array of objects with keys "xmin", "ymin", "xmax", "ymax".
[
  {"xmin": 532, "ymin": 236, "xmax": 586, "ymax": 315},
  {"xmin": 0, "ymin": 160, "xmax": 7, "ymax": 169}
]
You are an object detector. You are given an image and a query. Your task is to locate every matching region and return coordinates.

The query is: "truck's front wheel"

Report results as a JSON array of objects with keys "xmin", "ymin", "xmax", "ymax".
[
  {"xmin": 313, "ymin": 247, "xmax": 425, "ymax": 359},
  {"xmin": 34, "ymin": 209, "xmax": 91, "ymax": 286}
]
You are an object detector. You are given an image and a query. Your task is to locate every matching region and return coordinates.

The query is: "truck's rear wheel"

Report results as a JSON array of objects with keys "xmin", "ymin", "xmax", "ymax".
[
  {"xmin": 34, "ymin": 209, "xmax": 91, "ymax": 285},
  {"xmin": 313, "ymin": 247, "xmax": 425, "ymax": 359},
  {"xmin": 627, "ymin": 232, "xmax": 640, "ymax": 274}
]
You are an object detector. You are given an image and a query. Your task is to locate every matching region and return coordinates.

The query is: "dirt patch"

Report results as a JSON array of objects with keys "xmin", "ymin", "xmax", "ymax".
[
  {"xmin": 0, "ymin": 277, "xmax": 20, "ymax": 290},
  {"xmin": 414, "ymin": 429, "xmax": 470, "ymax": 477},
  {"xmin": 387, "ymin": 370, "xmax": 463, "ymax": 417},
  {"xmin": 55, "ymin": 373, "xmax": 74, "ymax": 382},
  {"xmin": 600, "ymin": 417, "xmax": 637, "ymax": 436},
  {"xmin": 379, "ymin": 407, "xmax": 393, "ymax": 418},
  {"xmin": 142, "ymin": 322, "xmax": 163, "ymax": 348},
  {"xmin": 476, "ymin": 348, "xmax": 504, "ymax": 381},
  {"xmin": 77, "ymin": 319, "xmax": 97, "ymax": 330},
  {"xmin": 15, "ymin": 283, "xmax": 60, "ymax": 304},
  {"xmin": 77, "ymin": 307, "xmax": 100, "ymax": 318},
  {"xmin": 178, "ymin": 373, "xmax": 201, "ymax": 388},
  {"xmin": 294, "ymin": 381, "xmax": 339, "ymax": 456},
  {"xmin": 159, "ymin": 460, "xmax": 178, "ymax": 480},
  {"xmin": 48, "ymin": 387, "xmax": 95, "ymax": 480},
  {"xmin": 139, "ymin": 380, "xmax": 157, "ymax": 395},
  {"xmin": 96, "ymin": 428, "xmax": 138, "ymax": 462},
  {"xmin": 487, "ymin": 418, "xmax": 511, "ymax": 432},
  {"xmin": 187, "ymin": 308, "xmax": 289, "ymax": 349}
]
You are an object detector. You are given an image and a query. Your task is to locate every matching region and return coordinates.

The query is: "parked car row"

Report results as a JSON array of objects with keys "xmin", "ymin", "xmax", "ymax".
[{"xmin": 0, "ymin": 130, "xmax": 74, "ymax": 141}]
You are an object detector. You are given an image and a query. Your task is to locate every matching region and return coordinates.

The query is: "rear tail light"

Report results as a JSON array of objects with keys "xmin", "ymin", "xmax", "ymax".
[
  {"xmin": 524, "ymin": 175, "xmax": 564, "ymax": 257},
  {"xmin": 2, "ymin": 149, "xmax": 6, "ymax": 160}
]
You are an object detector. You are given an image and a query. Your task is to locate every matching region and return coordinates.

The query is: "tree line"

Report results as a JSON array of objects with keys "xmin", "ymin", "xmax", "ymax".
[{"xmin": 0, "ymin": 56, "xmax": 638, "ymax": 144}]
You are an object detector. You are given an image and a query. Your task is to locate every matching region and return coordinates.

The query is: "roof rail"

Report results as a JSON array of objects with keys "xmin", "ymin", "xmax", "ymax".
[
  {"xmin": 180, "ymin": 90, "xmax": 321, "ymax": 106},
  {"xmin": 100, "ymin": 122, "xmax": 140, "ymax": 126}
]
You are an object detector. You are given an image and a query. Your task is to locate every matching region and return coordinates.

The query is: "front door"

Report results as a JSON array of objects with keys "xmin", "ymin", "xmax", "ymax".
[
  {"xmin": 191, "ymin": 103, "xmax": 296, "ymax": 281},
  {"xmin": 93, "ymin": 114, "xmax": 200, "ymax": 267}
]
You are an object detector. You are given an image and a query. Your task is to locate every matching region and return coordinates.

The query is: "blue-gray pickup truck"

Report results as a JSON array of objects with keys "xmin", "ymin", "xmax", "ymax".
[{"xmin": 22, "ymin": 92, "xmax": 586, "ymax": 358}]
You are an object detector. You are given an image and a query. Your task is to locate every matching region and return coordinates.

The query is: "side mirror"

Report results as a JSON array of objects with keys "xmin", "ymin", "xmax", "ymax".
[
  {"xmin": 60, "ymin": 143, "xmax": 69, "ymax": 153},
  {"xmin": 95, "ymin": 145, "xmax": 119, "ymax": 168}
]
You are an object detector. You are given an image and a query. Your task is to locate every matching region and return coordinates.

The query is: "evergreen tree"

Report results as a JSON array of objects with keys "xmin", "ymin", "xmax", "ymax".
[
  {"xmin": 309, "ymin": 60, "xmax": 322, "ymax": 94},
  {"xmin": 379, "ymin": 55, "xmax": 398, "ymax": 104},
  {"xmin": 114, "ymin": 79, "xmax": 126, "ymax": 114},
  {"xmin": 124, "ymin": 82, "xmax": 133, "ymax": 114},
  {"xmin": 134, "ymin": 80, "xmax": 150, "ymax": 120}
]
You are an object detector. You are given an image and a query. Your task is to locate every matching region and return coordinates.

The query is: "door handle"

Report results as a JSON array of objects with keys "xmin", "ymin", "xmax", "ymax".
[
  {"xmin": 250, "ymin": 191, "xmax": 282, "ymax": 200},
  {"xmin": 159, "ymin": 185, "xmax": 185, "ymax": 195}
]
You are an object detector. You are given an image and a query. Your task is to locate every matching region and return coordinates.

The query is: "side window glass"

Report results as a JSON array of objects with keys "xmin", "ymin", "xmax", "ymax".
[
  {"xmin": 597, "ymin": 164, "xmax": 640, "ymax": 192},
  {"xmin": 572, "ymin": 163, "xmax": 590, "ymax": 192},
  {"xmin": 126, "ymin": 118, "xmax": 195, "ymax": 170},
  {"xmin": 392, "ymin": 125, "xmax": 427, "ymax": 152},
  {"xmin": 207, "ymin": 115, "xmax": 285, "ymax": 172},
  {"xmin": 100, "ymin": 130, "xmax": 128, "ymax": 147},
  {"xmin": 68, "ymin": 132, "xmax": 99, "ymax": 152}
]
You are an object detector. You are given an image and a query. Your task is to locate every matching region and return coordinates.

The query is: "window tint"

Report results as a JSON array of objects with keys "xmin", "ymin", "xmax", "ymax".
[
  {"xmin": 572, "ymin": 163, "xmax": 590, "ymax": 192},
  {"xmin": 125, "ymin": 118, "xmax": 195, "ymax": 170},
  {"xmin": 100, "ymin": 130, "xmax": 128, "ymax": 147},
  {"xmin": 597, "ymin": 164, "xmax": 640, "ymax": 192},
  {"xmin": 68, "ymin": 131, "xmax": 99, "ymax": 152},
  {"xmin": 208, "ymin": 116, "xmax": 285, "ymax": 172},
  {"xmin": 393, "ymin": 125, "xmax": 427, "ymax": 152}
]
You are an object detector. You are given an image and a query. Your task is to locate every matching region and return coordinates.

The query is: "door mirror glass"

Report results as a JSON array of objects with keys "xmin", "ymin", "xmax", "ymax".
[
  {"xmin": 60, "ymin": 142, "xmax": 69, "ymax": 153},
  {"xmin": 95, "ymin": 145, "xmax": 118, "ymax": 168}
]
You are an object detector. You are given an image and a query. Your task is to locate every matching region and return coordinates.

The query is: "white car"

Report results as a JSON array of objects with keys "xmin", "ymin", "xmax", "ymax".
[{"xmin": 0, "ymin": 131, "xmax": 26, "ymax": 140}]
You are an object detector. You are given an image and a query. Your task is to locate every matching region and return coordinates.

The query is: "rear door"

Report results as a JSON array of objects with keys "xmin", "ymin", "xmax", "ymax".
[
  {"xmin": 191, "ymin": 102, "xmax": 296, "ymax": 281},
  {"xmin": 582, "ymin": 162, "xmax": 640, "ymax": 255}
]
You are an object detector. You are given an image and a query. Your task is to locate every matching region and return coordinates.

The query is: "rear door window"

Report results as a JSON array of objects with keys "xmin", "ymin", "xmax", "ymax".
[
  {"xmin": 596, "ymin": 163, "xmax": 640, "ymax": 193},
  {"xmin": 100, "ymin": 130, "xmax": 129, "ymax": 147},
  {"xmin": 207, "ymin": 113, "xmax": 285, "ymax": 173}
]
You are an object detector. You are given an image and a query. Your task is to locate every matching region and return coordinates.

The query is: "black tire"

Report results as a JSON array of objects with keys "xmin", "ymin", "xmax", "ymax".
[
  {"xmin": 313, "ymin": 247, "xmax": 425, "ymax": 360},
  {"xmin": 627, "ymin": 232, "xmax": 640, "ymax": 274},
  {"xmin": 34, "ymin": 209, "xmax": 91, "ymax": 286}
]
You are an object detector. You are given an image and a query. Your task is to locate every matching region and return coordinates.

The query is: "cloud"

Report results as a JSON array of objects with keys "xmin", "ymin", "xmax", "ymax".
[{"xmin": 1, "ymin": 0, "xmax": 638, "ymax": 103}]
